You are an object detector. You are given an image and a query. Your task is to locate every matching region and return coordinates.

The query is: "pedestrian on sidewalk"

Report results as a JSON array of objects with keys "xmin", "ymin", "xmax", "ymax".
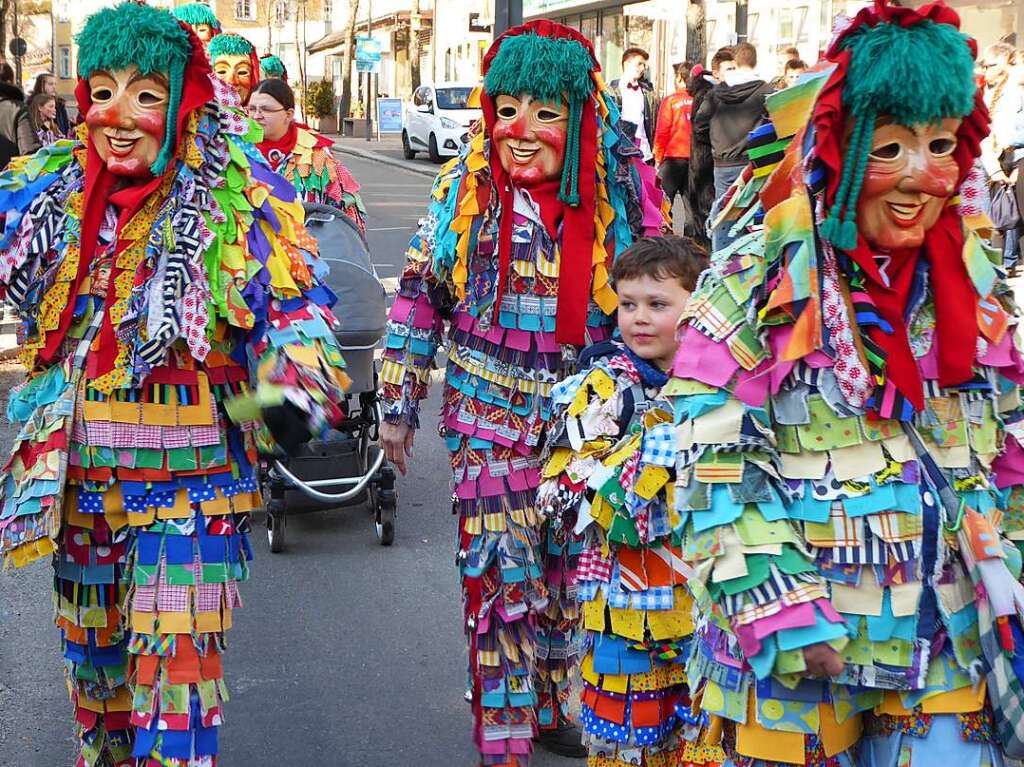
[
  {"xmin": 694, "ymin": 41, "xmax": 771, "ymax": 249},
  {"xmin": 379, "ymin": 19, "xmax": 666, "ymax": 766},
  {"xmin": 610, "ymin": 47, "xmax": 658, "ymax": 165},
  {"xmin": 249, "ymin": 78, "xmax": 366, "ymax": 230},
  {"xmin": 539, "ymin": 235, "xmax": 721, "ymax": 767},
  {"xmin": 688, "ymin": 48, "xmax": 735, "ymax": 250},
  {"xmin": 0, "ymin": 62, "xmax": 25, "ymax": 169},
  {"xmin": 29, "ymin": 73, "xmax": 71, "ymax": 135},
  {"xmin": 641, "ymin": 2, "xmax": 1024, "ymax": 764},
  {"xmin": 654, "ymin": 62, "xmax": 695, "ymax": 233},
  {"xmin": 782, "ymin": 58, "xmax": 808, "ymax": 89},
  {"xmin": 0, "ymin": 4, "xmax": 349, "ymax": 765}
]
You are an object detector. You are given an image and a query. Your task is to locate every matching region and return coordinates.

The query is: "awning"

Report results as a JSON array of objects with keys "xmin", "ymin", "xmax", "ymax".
[{"xmin": 307, "ymin": 30, "xmax": 347, "ymax": 54}]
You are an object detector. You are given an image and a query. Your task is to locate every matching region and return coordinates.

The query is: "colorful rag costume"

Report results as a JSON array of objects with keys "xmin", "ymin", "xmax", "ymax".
[
  {"xmin": 634, "ymin": 2, "xmax": 1024, "ymax": 765},
  {"xmin": 381, "ymin": 20, "xmax": 664, "ymax": 766},
  {"xmin": 539, "ymin": 342, "xmax": 725, "ymax": 767},
  {"xmin": 257, "ymin": 124, "xmax": 367, "ymax": 232},
  {"xmin": 0, "ymin": 5, "xmax": 347, "ymax": 765}
]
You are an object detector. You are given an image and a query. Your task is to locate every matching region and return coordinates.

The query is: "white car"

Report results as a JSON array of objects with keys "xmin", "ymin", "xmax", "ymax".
[{"xmin": 402, "ymin": 83, "xmax": 480, "ymax": 163}]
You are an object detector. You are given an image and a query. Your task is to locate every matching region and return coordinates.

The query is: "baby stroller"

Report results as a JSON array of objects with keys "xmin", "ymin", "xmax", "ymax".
[{"xmin": 262, "ymin": 202, "xmax": 397, "ymax": 553}]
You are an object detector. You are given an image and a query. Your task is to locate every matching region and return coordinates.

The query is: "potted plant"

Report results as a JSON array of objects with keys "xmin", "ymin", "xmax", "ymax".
[{"xmin": 306, "ymin": 80, "xmax": 338, "ymax": 134}]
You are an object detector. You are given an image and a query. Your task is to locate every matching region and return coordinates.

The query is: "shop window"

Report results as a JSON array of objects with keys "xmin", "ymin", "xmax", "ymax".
[
  {"xmin": 581, "ymin": 13, "xmax": 597, "ymax": 43},
  {"xmin": 747, "ymin": 12, "xmax": 760, "ymax": 44},
  {"xmin": 601, "ymin": 12, "xmax": 625, "ymax": 76},
  {"xmin": 273, "ymin": 0, "xmax": 287, "ymax": 25}
]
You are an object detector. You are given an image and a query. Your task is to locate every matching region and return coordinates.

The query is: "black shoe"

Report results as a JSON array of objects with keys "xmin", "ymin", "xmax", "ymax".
[{"xmin": 534, "ymin": 716, "xmax": 587, "ymax": 758}]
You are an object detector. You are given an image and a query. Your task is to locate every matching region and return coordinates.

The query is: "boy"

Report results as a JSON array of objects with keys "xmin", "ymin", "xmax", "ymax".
[{"xmin": 538, "ymin": 235, "xmax": 721, "ymax": 767}]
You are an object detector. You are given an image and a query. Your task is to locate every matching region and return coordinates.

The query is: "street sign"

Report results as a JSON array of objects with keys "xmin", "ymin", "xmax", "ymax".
[
  {"xmin": 8, "ymin": 38, "xmax": 26, "ymax": 57},
  {"xmin": 376, "ymin": 97, "xmax": 403, "ymax": 133},
  {"xmin": 355, "ymin": 35, "xmax": 382, "ymax": 64},
  {"xmin": 356, "ymin": 59, "xmax": 381, "ymax": 74}
]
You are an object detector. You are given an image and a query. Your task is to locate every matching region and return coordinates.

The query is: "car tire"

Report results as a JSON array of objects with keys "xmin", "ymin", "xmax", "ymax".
[
  {"xmin": 402, "ymin": 130, "xmax": 416, "ymax": 159},
  {"xmin": 428, "ymin": 133, "xmax": 442, "ymax": 164}
]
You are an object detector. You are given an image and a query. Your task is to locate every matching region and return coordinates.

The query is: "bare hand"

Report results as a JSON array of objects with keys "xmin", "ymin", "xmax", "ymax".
[
  {"xmin": 803, "ymin": 643, "xmax": 844, "ymax": 677},
  {"xmin": 381, "ymin": 421, "xmax": 414, "ymax": 476}
]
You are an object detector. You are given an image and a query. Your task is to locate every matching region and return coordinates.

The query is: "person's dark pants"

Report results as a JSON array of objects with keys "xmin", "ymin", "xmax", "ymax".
[{"xmin": 659, "ymin": 157, "xmax": 693, "ymax": 236}]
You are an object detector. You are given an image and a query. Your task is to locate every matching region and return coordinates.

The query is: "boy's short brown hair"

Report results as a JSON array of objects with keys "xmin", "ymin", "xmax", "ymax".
[{"xmin": 611, "ymin": 235, "xmax": 709, "ymax": 293}]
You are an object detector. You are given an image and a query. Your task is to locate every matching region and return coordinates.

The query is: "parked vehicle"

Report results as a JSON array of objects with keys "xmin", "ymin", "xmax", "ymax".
[{"xmin": 402, "ymin": 83, "xmax": 479, "ymax": 162}]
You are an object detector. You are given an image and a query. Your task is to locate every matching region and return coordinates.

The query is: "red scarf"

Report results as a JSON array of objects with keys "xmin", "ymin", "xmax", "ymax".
[
  {"xmin": 812, "ymin": 1, "xmax": 989, "ymax": 410},
  {"xmin": 257, "ymin": 122, "xmax": 297, "ymax": 166},
  {"xmin": 46, "ymin": 23, "xmax": 214, "ymax": 380}
]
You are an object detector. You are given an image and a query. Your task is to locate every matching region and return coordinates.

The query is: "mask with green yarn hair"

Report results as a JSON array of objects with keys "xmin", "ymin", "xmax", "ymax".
[
  {"xmin": 76, "ymin": 2, "xmax": 193, "ymax": 177},
  {"xmin": 818, "ymin": 10, "xmax": 979, "ymax": 251}
]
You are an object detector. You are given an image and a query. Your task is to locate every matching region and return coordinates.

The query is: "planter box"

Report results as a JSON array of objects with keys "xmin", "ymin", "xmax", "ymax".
[{"xmin": 319, "ymin": 115, "xmax": 338, "ymax": 134}]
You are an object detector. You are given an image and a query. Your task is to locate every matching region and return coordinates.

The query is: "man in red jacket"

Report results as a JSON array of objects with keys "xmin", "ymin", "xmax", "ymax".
[{"xmin": 654, "ymin": 62, "xmax": 694, "ymax": 232}]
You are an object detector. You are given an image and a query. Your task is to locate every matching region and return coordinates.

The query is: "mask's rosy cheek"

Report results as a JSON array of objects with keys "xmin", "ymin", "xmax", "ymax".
[
  {"xmin": 534, "ymin": 125, "xmax": 566, "ymax": 152},
  {"xmin": 135, "ymin": 111, "xmax": 166, "ymax": 139},
  {"xmin": 85, "ymin": 105, "xmax": 118, "ymax": 129},
  {"xmin": 921, "ymin": 157, "xmax": 959, "ymax": 198}
]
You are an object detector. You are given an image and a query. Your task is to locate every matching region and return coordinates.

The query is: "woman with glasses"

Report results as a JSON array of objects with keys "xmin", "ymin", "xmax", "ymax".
[{"xmin": 249, "ymin": 78, "xmax": 366, "ymax": 231}]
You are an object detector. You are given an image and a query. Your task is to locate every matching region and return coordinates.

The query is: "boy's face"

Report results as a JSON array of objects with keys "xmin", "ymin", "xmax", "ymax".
[{"xmin": 616, "ymin": 274, "xmax": 692, "ymax": 371}]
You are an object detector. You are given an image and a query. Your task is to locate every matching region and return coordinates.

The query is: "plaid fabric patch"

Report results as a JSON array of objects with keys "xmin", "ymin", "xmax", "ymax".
[
  {"xmin": 640, "ymin": 422, "xmax": 675, "ymax": 467},
  {"xmin": 578, "ymin": 546, "xmax": 613, "ymax": 583},
  {"xmin": 197, "ymin": 581, "xmax": 221, "ymax": 612},
  {"xmin": 630, "ymin": 586, "xmax": 675, "ymax": 611}
]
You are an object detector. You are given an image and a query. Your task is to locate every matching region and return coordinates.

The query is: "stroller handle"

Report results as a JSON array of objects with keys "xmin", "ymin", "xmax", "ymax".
[{"xmin": 272, "ymin": 447, "xmax": 385, "ymax": 503}]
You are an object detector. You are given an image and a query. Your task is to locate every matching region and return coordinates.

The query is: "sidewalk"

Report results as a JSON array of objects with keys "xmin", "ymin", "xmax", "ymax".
[{"xmin": 325, "ymin": 133, "xmax": 441, "ymax": 179}]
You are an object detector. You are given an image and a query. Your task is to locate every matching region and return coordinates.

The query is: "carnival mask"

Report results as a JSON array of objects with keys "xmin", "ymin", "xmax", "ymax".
[
  {"xmin": 492, "ymin": 93, "xmax": 568, "ymax": 187},
  {"xmin": 86, "ymin": 65, "xmax": 169, "ymax": 179},
  {"xmin": 193, "ymin": 23, "xmax": 216, "ymax": 45},
  {"xmin": 213, "ymin": 54, "xmax": 254, "ymax": 104},
  {"xmin": 855, "ymin": 117, "xmax": 961, "ymax": 251}
]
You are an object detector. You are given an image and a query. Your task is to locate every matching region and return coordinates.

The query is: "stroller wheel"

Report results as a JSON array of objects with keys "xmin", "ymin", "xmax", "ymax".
[
  {"xmin": 268, "ymin": 512, "xmax": 286, "ymax": 553},
  {"xmin": 375, "ymin": 491, "xmax": 396, "ymax": 546}
]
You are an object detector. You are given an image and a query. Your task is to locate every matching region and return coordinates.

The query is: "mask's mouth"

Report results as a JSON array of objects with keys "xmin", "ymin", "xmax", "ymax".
[
  {"xmin": 103, "ymin": 129, "xmax": 144, "ymax": 157},
  {"xmin": 887, "ymin": 200, "xmax": 926, "ymax": 226},
  {"xmin": 508, "ymin": 141, "xmax": 540, "ymax": 163}
]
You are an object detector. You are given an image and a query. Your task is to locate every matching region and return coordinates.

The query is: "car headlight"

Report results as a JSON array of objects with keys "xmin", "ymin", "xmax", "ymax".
[{"xmin": 439, "ymin": 117, "xmax": 459, "ymax": 129}]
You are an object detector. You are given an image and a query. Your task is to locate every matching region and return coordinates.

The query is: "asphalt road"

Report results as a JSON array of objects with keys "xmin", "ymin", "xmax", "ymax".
[{"xmin": 0, "ymin": 154, "xmax": 583, "ymax": 767}]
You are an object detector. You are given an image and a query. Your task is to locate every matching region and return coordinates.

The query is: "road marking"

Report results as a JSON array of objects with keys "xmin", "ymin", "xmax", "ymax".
[
  {"xmin": 367, "ymin": 226, "xmax": 413, "ymax": 232},
  {"xmin": 381, "ymin": 277, "xmax": 400, "ymax": 294}
]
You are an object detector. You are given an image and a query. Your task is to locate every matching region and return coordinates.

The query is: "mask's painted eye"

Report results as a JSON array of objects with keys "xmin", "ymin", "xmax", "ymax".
[
  {"xmin": 929, "ymin": 136, "xmax": 957, "ymax": 157},
  {"xmin": 536, "ymin": 108, "xmax": 563, "ymax": 122},
  {"xmin": 496, "ymin": 105, "xmax": 518, "ymax": 120},
  {"xmin": 137, "ymin": 90, "xmax": 164, "ymax": 106},
  {"xmin": 91, "ymin": 87, "xmax": 113, "ymax": 102},
  {"xmin": 869, "ymin": 142, "xmax": 902, "ymax": 161}
]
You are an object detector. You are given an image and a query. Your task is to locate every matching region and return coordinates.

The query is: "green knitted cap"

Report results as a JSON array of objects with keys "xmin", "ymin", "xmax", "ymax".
[
  {"xmin": 76, "ymin": 2, "xmax": 192, "ymax": 176},
  {"xmin": 483, "ymin": 31, "xmax": 595, "ymax": 206},
  {"xmin": 821, "ymin": 18, "xmax": 977, "ymax": 250},
  {"xmin": 173, "ymin": 3, "xmax": 221, "ymax": 30},
  {"xmin": 260, "ymin": 55, "xmax": 286, "ymax": 79},
  {"xmin": 208, "ymin": 33, "xmax": 255, "ymax": 59}
]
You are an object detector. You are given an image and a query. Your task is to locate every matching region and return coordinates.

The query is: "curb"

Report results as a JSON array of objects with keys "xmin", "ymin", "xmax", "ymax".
[{"xmin": 331, "ymin": 144, "xmax": 438, "ymax": 179}]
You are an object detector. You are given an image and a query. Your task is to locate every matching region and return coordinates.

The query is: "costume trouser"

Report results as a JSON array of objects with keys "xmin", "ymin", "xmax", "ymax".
[
  {"xmin": 58, "ymin": 492, "xmax": 250, "ymax": 767},
  {"xmin": 452, "ymin": 435, "xmax": 579, "ymax": 766},
  {"xmin": 719, "ymin": 708, "xmax": 1003, "ymax": 767}
]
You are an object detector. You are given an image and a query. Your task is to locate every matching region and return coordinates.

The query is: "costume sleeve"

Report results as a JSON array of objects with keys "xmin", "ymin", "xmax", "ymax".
[
  {"xmin": 379, "ymin": 161, "xmax": 461, "ymax": 429},
  {"xmin": 209, "ymin": 139, "xmax": 350, "ymax": 451},
  {"xmin": 654, "ymin": 97, "xmax": 674, "ymax": 166}
]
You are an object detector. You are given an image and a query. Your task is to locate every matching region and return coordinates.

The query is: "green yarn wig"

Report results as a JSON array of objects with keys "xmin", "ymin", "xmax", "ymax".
[
  {"xmin": 208, "ymin": 33, "xmax": 255, "ymax": 59},
  {"xmin": 173, "ymin": 3, "xmax": 221, "ymax": 31},
  {"xmin": 260, "ymin": 54, "xmax": 286, "ymax": 80},
  {"xmin": 76, "ymin": 2, "xmax": 193, "ymax": 176},
  {"xmin": 821, "ymin": 17, "xmax": 978, "ymax": 250},
  {"xmin": 483, "ymin": 31, "xmax": 597, "ymax": 205}
]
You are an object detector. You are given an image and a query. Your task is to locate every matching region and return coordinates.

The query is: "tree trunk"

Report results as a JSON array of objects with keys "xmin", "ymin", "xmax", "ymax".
[
  {"xmin": 685, "ymin": 0, "xmax": 706, "ymax": 67},
  {"xmin": 408, "ymin": 0, "xmax": 421, "ymax": 91},
  {"xmin": 340, "ymin": 0, "xmax": 359, "ymax": 119},
  {"xmin": 0, "ymin": 0, "xmax": 10, "ymax": 67},
  {"xmin": 294, "ymin": 4, "xmax": 306, "ymax": 118}
]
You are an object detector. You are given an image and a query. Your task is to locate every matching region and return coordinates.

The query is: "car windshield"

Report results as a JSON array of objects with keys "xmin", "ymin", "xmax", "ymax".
[{"xmin": 435, "ymin": 87, "xmax": 473, "ymax": 110}]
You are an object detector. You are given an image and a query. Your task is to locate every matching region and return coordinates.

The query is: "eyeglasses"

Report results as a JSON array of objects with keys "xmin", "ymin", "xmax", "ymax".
[{"xmin": 247, "ymin": 105, "xmax": 286, "ymax": 116}]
